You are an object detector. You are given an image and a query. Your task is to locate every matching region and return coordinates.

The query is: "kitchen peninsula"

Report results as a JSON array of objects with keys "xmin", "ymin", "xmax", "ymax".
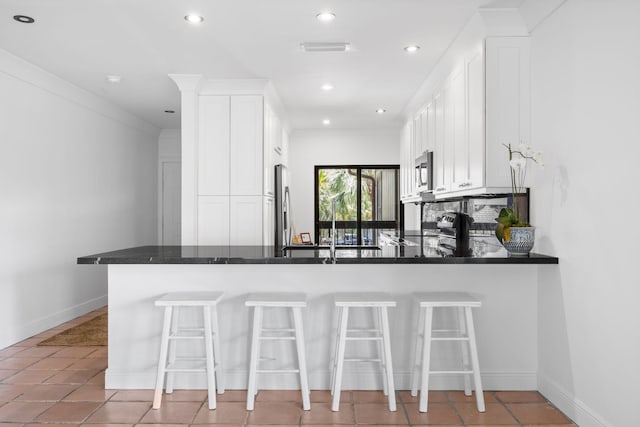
[{"xmin": 78, "ymin": 244, "xmax": 557, "ymax": 392}]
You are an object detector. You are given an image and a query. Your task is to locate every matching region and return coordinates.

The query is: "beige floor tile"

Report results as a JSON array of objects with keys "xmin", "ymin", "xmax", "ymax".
[
  {"xmin": 495, "ymin": 390, "xmax": 547, "ymax": 403},
  {"xmin": 139, "ymin": 401, "xmax": 202, "ymax": 423},
  {"xmin": 87, "ymin": 370, "xmax": 106, "ymax": 385},
  {"xmin": 193, "ymin": 401, "xmax": 248, "ymax": 424},
  {"xmin": 193, "ymin": 424, "xmax": 244, "ymax": 427},
  {"xmin": 507, "ymin": 403, "xmax": 573, "ymax": 425},
  {"xmin": 0, "ymin": 369, "xmax": 19, "ymax": 381},
  {"xmin": 354, "ymin": 403, "xmax": 409, "ymax": 425},
  {"xmin": 14, "ymin": 384, "xmax": 77, "ymax": 401},
  {"xmin": 404, "ymin": 402, "xmax": 463, "ymax": 425},
  {"xmin": 214, "ymin": 390, "xmax": 247, "ymax": 402},
  {"xmin": 50, "ymin": 347, "xmax": 99, "ymax": 358},
  {"xmin": 301, "ymin": 402, "xmax": 355, "ymax": 424},
  {"xmin": 0, "ymin": 357, "xmax": 41, "ymax": 370},
  {"xmin": 66, "ymin": 358, "xmax": 108, "ymax": 370},
  {"xmin": 163, "ymin": 389, "xmax": 208, "ymax": 402},
  {"xmin": 245, "ymin": 401, "xmax": 302, "ymax": 425},
  {"xmin": 352, "ymin": 391, "xmax": 391, "ymax": 403},
  {"xmin": 135, "ymin": 424, "xmax": 188, "ymax": 427},
  {"xmin": 256, "ymin": 389, "xmax": 307, "ymax": 402},
  {"xmin": 309, "ymin": 390, "xmax": 351, "ymax": 403},
  {"xmin": 86, "ymin": 347, "xmax": 108, "ymax": 358},
  {"xmin": 110, "ymin": 390, "xmax": 154, "ymax": 401},
  {"xmin": 86, "ymin": 401, "xmax": 151, "ymax": 423},
  {"xmin": 13, "ymin": 338, "xmax": 42, "ymax": 347},
  {"xmin": 25, "ymin": 358, "xmax": 78, "ymax": 370},
  {"xmin": 0, "ymin": 347, "xmax": 26, "ymax": 358},
  {"xmin": 25, "ymin": 424, "xmax": 80, "ymax": 427},
  {"xmin": 455, "ymin": 402, "xmax": 518, "ymax": 425},
  {"xmin": 45, "ymin": 369, "xmax": 100, "ymax": 384},
  {"xmin": 0, "ymin": 384, "xmax": 26, "ymax": 401},
  {"xmin": 34, "ymin": 401, "xmax": 101, "ymax": 422},
  {"xmin": 63, "ymin": 384, "xmax": 117, "ymax": 401},
  {"xmin": 398, "ymin": 390, "xmax": 447, "ymax": 404},
  {"xmin": 82, "ymin": 424, "xmax": 133, "ymax": 427},
  {"xmin": 447, "ymin": 390, "xmax": 498, "ymax": 403},
  {"xmin": 0, "ymin": 401, "xmax": 55, "ymax": 422},
  {"xmin": 0, "ymin": 423, "xmax": 24, "ymax": 427},
  {"xmin": 12, "ymin": 347, "xmax": 62, "ymax": 358},
  {"xmin": 3, "ymin": 370, "xmax": 55, "ymax": 385}
]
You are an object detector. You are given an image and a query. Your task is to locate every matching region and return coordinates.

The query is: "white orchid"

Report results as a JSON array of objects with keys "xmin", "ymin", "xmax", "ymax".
[{"xmin": 503, "ymin": 142, "xmax": 543, "ymax": 222}]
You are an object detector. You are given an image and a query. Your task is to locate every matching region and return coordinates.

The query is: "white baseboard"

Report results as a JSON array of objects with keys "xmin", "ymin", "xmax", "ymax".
[
  {"xmin": 538, "ymin": 374, "xmax": 610, "ymax": 427},
  {"xmin": 106, "ymin": 368, "xmax": 537, "ymax": 391},
  {"xmin": 1, "ymin": 295, "xmax": 107, "ymax": 349}
]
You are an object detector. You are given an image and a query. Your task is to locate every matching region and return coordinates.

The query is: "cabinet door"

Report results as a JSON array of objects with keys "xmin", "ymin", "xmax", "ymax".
[
  {"xmin": 263, "ymin": 196, "xmax": 275, "ymax": 247},
  {"xmin": 413, "ymin": 113, "xmax": 422, "ymax": 159},
  {"xmin": 230, "ymin": 195, "xmax": 263, "ymax": 245},
  {"xmin": 420, "ymin": 108, "xmax": 429, "ymax": 154},
  {"xmin": 198, "ymin": 96, "xmax": 230, "ymax": 196},
  {"xmin": 451, "ymin": 65, "xmax": 469, "ymax": 189},
  {"xmin": 263, "ymin": 104, "xmax": 274, "ymax": 197},
  {"xmin": 467, "ymin": 46, "xmax": 485, "ymax": 188},
  {"xmin": 426, "ymin": 103, "xmax": 435, "ymax": 153},
  {"xmin": 230, "ymin": 96, "xmax": 264, "ymax": 196},
  {"xmin": 197, "ymin": 196, "xmax": 229, "ymax": 245},
  {"xmin": 433, "ymin": 92, "xmax": 447, "ymax": 193}
]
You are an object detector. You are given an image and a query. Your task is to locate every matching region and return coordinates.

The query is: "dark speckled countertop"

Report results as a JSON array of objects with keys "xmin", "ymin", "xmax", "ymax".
[{"xmin": 77, "ymin": 241, "xmax": 558, "ymax": 265}]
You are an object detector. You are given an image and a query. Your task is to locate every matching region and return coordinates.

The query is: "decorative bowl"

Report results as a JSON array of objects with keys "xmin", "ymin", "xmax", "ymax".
[{"xmin": 501, "ymin": 226, "xmax": 535, "ymax": 256}]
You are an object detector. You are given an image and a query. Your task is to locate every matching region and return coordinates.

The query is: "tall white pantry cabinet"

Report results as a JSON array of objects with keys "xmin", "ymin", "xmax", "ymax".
[{"xmin": 170, "ymin": 76, "xmax": 286, "ymax": 246}]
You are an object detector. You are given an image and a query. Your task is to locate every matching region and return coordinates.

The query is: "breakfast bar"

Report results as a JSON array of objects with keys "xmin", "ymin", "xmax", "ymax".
[{"xmin": 78, "ymin": 244, "xmax": 557, "ymax": 392}]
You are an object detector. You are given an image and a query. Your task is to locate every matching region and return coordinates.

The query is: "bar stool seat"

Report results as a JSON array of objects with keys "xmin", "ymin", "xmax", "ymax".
[
  {"xmin": 410, "ymin": 291, "xmax": 485, "ymax": 413},
  {"xmin": 153, "ymin": 291, "xmax": 224, "ymax": 410},
  {"xmin": 245, "ymin": 292, "xmax": 310, "ymax": 411},
  {"xmin": 331, "ymin": 292, "xmax": 397, "ymax": 412}
]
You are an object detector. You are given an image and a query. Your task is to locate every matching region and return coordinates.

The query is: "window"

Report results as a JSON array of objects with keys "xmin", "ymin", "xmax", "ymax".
[{"xmin": 314, "ymin": 165, "xmax": 403, "ymax": 246}]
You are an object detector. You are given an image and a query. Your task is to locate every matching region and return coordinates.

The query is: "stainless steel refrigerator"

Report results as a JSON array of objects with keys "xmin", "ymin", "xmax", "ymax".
[{"xmin": 274, "ymin": 164, "xmax": 291, "ymax": 249}]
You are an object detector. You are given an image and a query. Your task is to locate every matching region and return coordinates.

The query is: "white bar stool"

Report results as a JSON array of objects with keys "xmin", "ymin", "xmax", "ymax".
[
  {"xmin": 152, "ymin": 292, "xmax": 224, "ymax": 410},
  {"xmin": 410, "ymin": 292, "xmax": 485, "ymax": 413},
  {"xmin": 245, "ymin": 292, "xmax": 310, "ymax": 411},
  {"xmin": 331, "ymin": 292, "xmax": 396, "ymax": 412}
]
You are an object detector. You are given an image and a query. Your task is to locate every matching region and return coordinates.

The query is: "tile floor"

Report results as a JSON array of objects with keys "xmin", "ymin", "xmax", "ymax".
[{"xmin": 0, "ymin": 307, "xmax": 576, "ymax": 427}]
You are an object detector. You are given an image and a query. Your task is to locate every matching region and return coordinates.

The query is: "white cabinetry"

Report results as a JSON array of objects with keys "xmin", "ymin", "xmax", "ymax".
[
  {"xmin": 230, "ymin": 96, "xmax": 263, "ymax": 196},
  {"xmin": 229, "ymin": 196, "xmax": 263, "ymax": 245},
  {"xmin": 197, "ymin": 196, "xmax": 230, "ymax": 245},
  {"xmin": 198, "ymin": 96, "xmax": 230, "ymax": 195},
  {"xmin": 401, "ymin": 37, "xmax": 530, "ymax": 202},
  {"xmin": 263, "ymin": 196, "xmax": 274, "ymax": 247}
]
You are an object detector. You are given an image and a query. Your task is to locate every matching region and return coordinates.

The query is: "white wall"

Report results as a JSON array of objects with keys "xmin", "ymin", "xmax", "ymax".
[
  {"xmin": 528, "ymin": 1, "xmax": 640, "ymax": 426},
  {"xmin": 288, "ymin": 129, "xmax": 400, "ymax": 240},
  {"xmin": 0, "ymin": 49, "xmax": 159, "ymax": 349}
]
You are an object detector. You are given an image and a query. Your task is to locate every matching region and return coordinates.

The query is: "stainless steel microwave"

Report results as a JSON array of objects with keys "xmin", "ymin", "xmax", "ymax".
[{"xmin": 415, "ymin": 151, "xmax": 433, "ymax": 192}]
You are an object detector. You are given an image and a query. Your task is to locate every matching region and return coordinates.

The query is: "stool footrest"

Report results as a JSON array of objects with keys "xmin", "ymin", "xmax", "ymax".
[
  {"xmin": 344, "ymin": 358, "xmax": 382, "ymax": 363},
  {"xmin": 259, "ymin": 336, "xmax": 296, "ymax": 341},
  {"xmin": 429, "ymin": 370, "xmax": 474, "ymax": 374},
  {"xmin": 256, "ymin": 369, "xmax": 300, "ymax": 374},
  {"xmin": 345, "ymin": 336, "xmax": 383, "ymax": 341},
  {"xmin": 431, "ymin": 336, "xmax": 469, "ymax": 341}
]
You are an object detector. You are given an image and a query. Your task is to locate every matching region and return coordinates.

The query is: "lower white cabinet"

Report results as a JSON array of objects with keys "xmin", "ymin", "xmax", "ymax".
[
  {"xmin": 230, "ymin": 196, "xmax": 263, "ymax": 246},
  {"xmin": 198, "ymin": 196, "xmax": 230, "ymax": 245},
  {"xmin": 263, "ymin": 196, "xmax": 274, "ymax": 247}
]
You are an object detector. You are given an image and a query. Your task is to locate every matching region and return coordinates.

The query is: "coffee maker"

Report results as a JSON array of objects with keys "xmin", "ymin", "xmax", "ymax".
[{"xmin": 436, "ymin": 211, "xmax": 473, "ymax": 257}]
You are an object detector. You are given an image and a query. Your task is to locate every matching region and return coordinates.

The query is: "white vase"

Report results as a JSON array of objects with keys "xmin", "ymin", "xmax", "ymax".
[{"xmin": 501, "ymin": 226, "xmax": 535, "ymax": 256}]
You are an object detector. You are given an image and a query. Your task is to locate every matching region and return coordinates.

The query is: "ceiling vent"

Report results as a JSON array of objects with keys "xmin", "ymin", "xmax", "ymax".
[{"xmin": 300, "ymin": 42, "xmax": 350, "ymax": 53}]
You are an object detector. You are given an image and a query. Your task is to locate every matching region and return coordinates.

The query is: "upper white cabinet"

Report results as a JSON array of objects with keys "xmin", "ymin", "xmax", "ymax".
[
  {"xmin": 401, "ymin": 36, "xmax": 530, "ymax": 202},
  {"xmin": 230, "ymin": 96, "xmax": 264, "ymax": 196},
  {"xmin": 198, "ymin": 96, "xmax": 230, "ymax": 196}
]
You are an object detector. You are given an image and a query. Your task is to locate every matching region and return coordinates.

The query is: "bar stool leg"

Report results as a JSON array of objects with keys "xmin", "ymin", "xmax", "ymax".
[
  {"xmin": 331, "ymin": 306, "xmax": 349, "ymax": 412},
  {"xmin": 165, "ymin": 307, "xmax": 180, "ymax": 395},
  {"xmin": 380, "ymin": 307, "xmax": 396, "ymax": 412},
  {"xmin": 465, "ymin": 307, "xmax": 485, "ymax": 412},
  {"xmin": 203, "ymin": 306, "xmax": 217, "ymax": 410},
  {"xmin": 211, "ymin": 305, "xmax": 225, "ymax": 394},
  {"xmin": 418, "ymin": 307, "xmax": 433, "ymax": 413},
  {"xmin": 457, "ymin": 307, "xmax": 472, "ymax": 396},
  {"xmin": 246, "ymin": 306, "xmax": 262, "ymax": 410},
  {"xmin": 410, "ymin": 305, "xmax": 425, "ymax": 397},
  {"xmin": 153, "ymin": 306, "xmax": 173, "ymax": 409},
  {"xmin": 376, "ymin": 307, "xmax": 389, "ymax": 396},
  {"xmin": 330, "ymin": 305, "xmax": 344, "ymax": 395},
  {"xmin": 292, "ymin": 307, "xmax": 311, "ymax": 410}
]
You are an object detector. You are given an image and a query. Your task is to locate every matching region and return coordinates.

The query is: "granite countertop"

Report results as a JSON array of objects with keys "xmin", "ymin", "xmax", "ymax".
[{"xmin": 77, "ymin": 240, "xmax": 559, "ymax": 265}]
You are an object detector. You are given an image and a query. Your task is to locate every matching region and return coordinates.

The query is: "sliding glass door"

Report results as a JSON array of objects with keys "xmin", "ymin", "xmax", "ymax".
[{"xmin": 314, "ymin": 165, "xmax": 402, "ymax": 246}]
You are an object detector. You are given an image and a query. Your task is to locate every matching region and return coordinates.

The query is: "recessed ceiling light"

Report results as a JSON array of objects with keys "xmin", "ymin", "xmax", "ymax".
[
  {"xmin": 184, "ymin": 14, "xmax": 204, "ymax": 24},
  {"xmin": 404, "ymin": 45, "xmax": 420, "ymax": 53},
  {"xmin": 316, "ymin": 12, "xmax": 336, "ymax": 22},
  {"xmin": 301, "ymin": 42, "xmax": 350, "ymax": 53},
  {"xmin": 106, "ymin": 75, "xmax": 122, "ymax": 84},
  {"xmin": 13, "ymin": 15, "xmax": 35, "ymax": 24},
  {"xmin": 376, "ymin": 109, "xmax": 386, "ymax": 114},
  {"xmin": 164, "ymin": 110, "xmax": 175, "ymax": 114},
  {"xmin": 322, "ymin": 119, "xmax": 331, "ymax": 126},
  {"xmin": 321, "ymin": 83, "xmax": 334, "ymax": 91}
]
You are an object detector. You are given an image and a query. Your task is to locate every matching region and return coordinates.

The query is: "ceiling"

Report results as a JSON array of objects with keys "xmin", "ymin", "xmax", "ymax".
[{"xmin": 0, "ymin": 0, "xmax": 502, "ymax": 131}]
